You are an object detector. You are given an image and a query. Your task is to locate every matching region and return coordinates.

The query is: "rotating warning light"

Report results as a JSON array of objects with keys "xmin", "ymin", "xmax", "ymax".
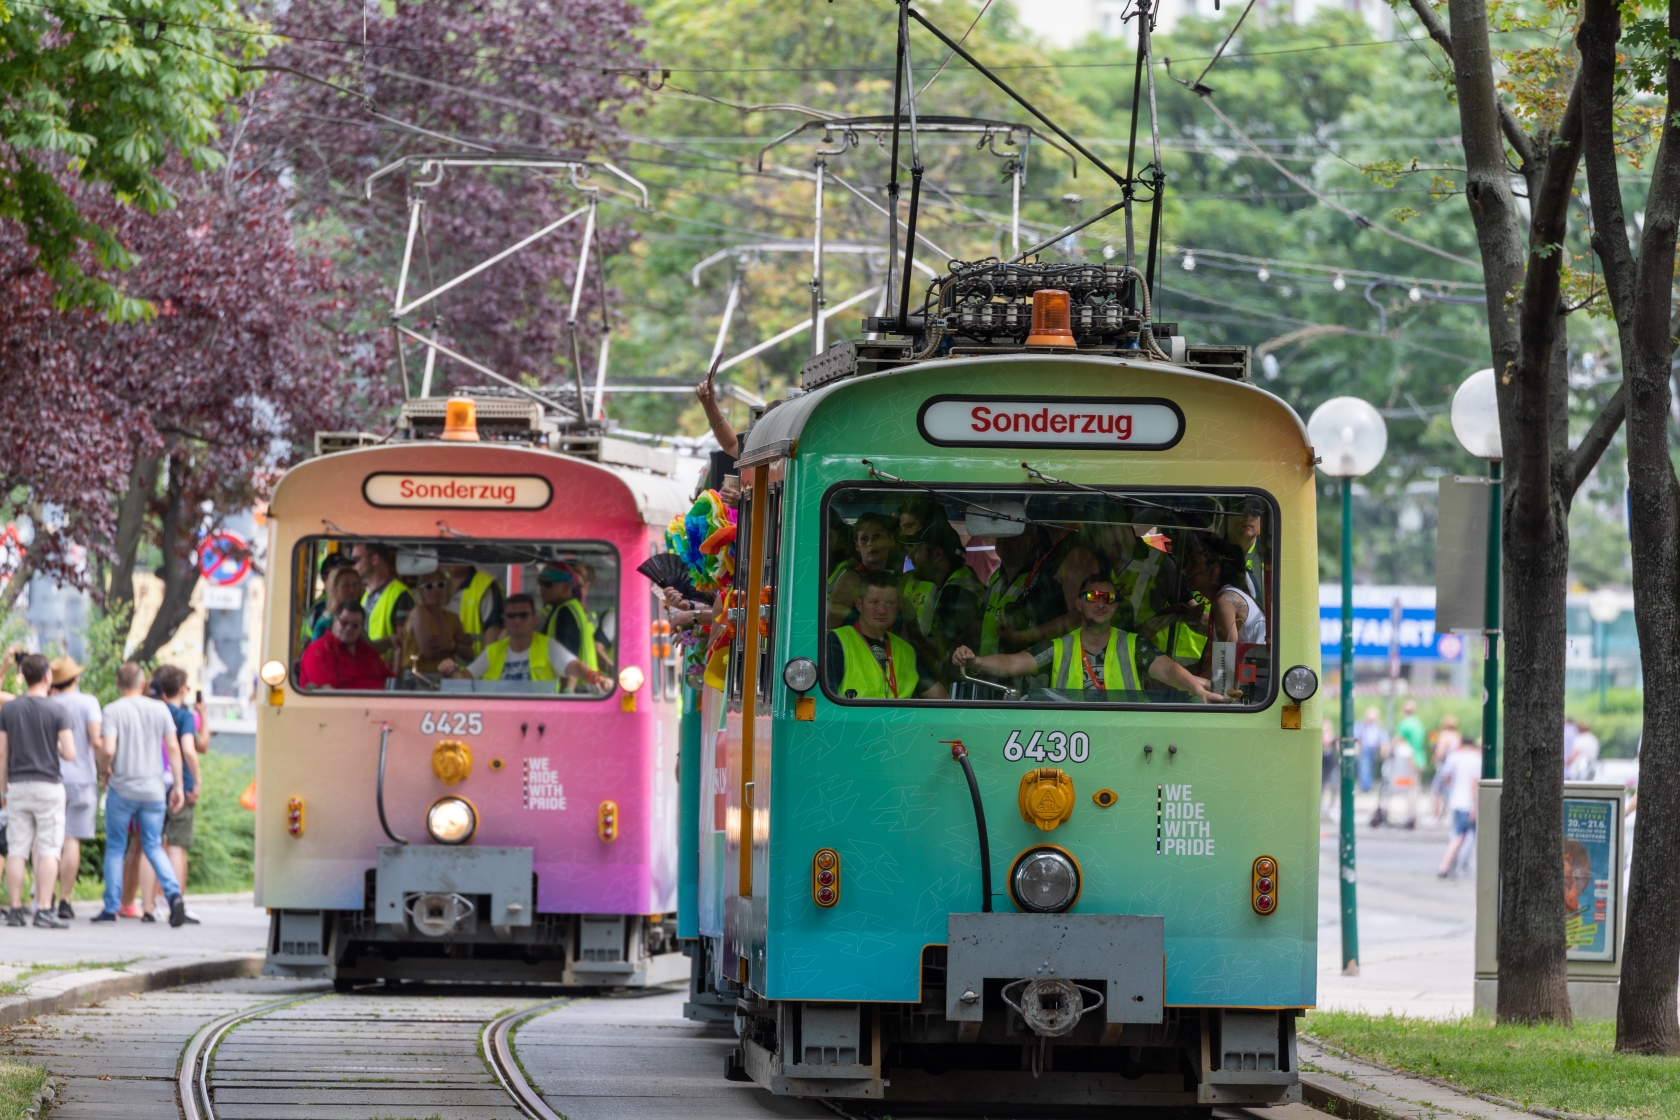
[
  {"xmin": 1282, "ymin": 665, "xmax": 1319, "ymax": 703},
  {"xmin": 1010, "ymin": 845, "xmax": 1081, "ymax": 913},
  {"xmin": 427, "ymin": 796, "xmax": 477, "ymax": 845},
  {"xmin": 1025, "ymin": 289, "xmax": 1076, "ymax": 348},
  {"xmin": 1252, "ymin": 855, "xmax": 1278, "ymax": 915},
  {"xmin": 813, "ymin": 848, "xmax": 840, "ymax": 907},
  {"xmin": 260, "ymin": 660, "xmax": 287, "ymax": 687},
  {"xmin": 440, "ymin": 397, "xmax": 480, "ymax": 442}
]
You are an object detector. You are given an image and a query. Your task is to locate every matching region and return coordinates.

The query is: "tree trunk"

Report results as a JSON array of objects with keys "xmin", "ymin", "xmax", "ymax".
[
  {"xmin": 132, "ymin": 456, "xmax": 201, "ymax": 664},
  {"xmin": 107, "ymin": 452, "xmax": 160, "ymax": 611},
  {"xmin": 1447, "ymin": 0, "xmax": 1577, "ymax": 1024},
  {"xmin": 1579, "ymin": 0, "xmax": 1680, "ymax": 1054},
  {"xmin": 0, "ymin": 548, "xmax": 36, "ymax": 619}
]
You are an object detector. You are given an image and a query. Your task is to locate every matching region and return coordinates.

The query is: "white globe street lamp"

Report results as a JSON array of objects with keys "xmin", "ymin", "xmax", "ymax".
[
  {"xmin": 1306, "ymin": 396, "xmax": 1387, "ymax": 979},
  {"xmin": 1588, "ymin": 589, "xmax": 1623, "ymax": 712},
  {"xmin": 1451, "ymin": 367, "xmax": 1503, "ymax": 780}
]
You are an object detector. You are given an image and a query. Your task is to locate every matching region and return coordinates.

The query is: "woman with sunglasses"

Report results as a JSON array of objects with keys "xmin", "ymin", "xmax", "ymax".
[{"xmin": 951, "ymin": 575, "xmax": 1228, "ymax": 704}]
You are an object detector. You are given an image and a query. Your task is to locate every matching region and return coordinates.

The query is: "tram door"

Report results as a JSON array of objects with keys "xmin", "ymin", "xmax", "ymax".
[{"xmin": 721, "ymin": 461, "xmax": 784, "ymax": 988}]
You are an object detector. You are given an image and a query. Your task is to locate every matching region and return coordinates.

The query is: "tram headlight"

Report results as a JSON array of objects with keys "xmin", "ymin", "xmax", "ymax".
[
  {"xmin": 1009, "ymin": 846, "xmax": 1081, "ymax": 914},
  {"xmin": 782, "ymin": 657, "xmax": 818, "ymax": 694},
  {"xmin": 260, "ymin": 660, "xmax": 287, "ymax": 687},
  {"xmin": 618, "ymin": 666, "xmax": 645, "ymax": 693},
  {"xmin": 426, "ymin": 796, "xmax": 477, "ymax": 845},
  {"xmin": 1282, "ymin": 665, "xmax": 1319, "ymax": 703}
]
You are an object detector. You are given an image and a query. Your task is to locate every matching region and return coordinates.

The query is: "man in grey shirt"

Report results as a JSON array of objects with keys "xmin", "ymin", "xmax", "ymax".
[
  {"xmin": 0, "ymin": 653, "xmax": 76, "ymax": 928},
  {"xmin": 48, "ymin": 657, "xmax": 100, "ymax": 921},
  {"xmin": 94, "ymin": 662, "xmax": 185, "ymax": 926}
]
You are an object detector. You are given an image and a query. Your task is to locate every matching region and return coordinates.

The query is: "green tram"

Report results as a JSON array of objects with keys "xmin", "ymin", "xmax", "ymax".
[{"xmin": 681, "ymin": 275, "xmax": 1324, "ymax": 1108}]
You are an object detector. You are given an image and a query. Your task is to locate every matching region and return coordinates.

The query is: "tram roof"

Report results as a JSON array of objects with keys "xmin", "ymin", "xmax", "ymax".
[
  {"xmin": 737, "ymin": 352, "xmax": 1309, "ymax": 466},
  {"xmin": 272, "ymin": 441, "xmax": 693, "ymax": 527}
]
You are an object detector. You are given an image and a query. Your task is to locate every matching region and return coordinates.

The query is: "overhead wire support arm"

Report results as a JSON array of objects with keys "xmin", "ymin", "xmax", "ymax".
[{"xmin": 897, "ymin": 0, "xmax": 927, "ymax": 330}]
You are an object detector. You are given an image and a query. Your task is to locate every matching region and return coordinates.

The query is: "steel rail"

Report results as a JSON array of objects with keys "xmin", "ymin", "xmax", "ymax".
[
  {"xmin": 178, "ymin": 992, "xmax": 323, "ymax": 1120},
  {"xmin": 482, "ymin": 999, "xmax": 575, "ymax": 1120}
]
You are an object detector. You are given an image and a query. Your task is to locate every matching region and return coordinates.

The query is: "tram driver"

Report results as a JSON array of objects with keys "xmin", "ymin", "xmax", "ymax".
[
  {"xmin": 439, "ymin": 593, "xmax": 607, "ymax": 692},
  {"xmin": 952, "ymin": 575, "xmax": 1228, "ymax": 704},
  {"xmin": 825, "ymin": 571, "xmax": 948, "ymax": 700}
]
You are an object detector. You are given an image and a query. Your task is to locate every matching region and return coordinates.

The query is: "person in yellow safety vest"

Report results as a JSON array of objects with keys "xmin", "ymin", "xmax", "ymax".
[
  {"xmin": 444, "ymin": 564, "xmax": 505, "ymax": 654},
  {"xmin": 826, "ymin": 513, "xmax": 901, "ymax": 631},
  {"xmin": 978, "ymin": 526, "xmax": 1064, "ymax": 656},
  {"xmin": 439, "ymin": 593, "xmax": 606, "ymax": 690},
  {"xmin": 952, "ymin": 576, "xmax": 1229, "ymax": 704},
  {"xmin": 1226, "ymin": 496, "xmax": 1267, "ymax": 608},
  {"xmin": 538, "ymin": 563, "xmax": 598, "ymax": 671},
  {"xmin": 352, "ymin": 543, "xmax": 412, "ymax": 656},
  {"xmin": 823, "ymin": 572, "xmax": 948, "ymax": 700},
  {"xmin": 903, "ymin": 522, "xmax": 985, "ymax": 676}
]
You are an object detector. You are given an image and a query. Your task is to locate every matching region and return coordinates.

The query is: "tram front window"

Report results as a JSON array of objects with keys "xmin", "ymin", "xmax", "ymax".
[
  {"xmin": 290, "ymin": 537, "xmax": 619, "ymax": 697},
  {"xmin": 822, "ymin": 486, "xmax": 1275, "ymax": 708}
]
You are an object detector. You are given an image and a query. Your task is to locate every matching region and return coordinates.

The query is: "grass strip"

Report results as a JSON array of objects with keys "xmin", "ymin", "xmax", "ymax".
[
  {"xmin": 1304, "ymin": 1012, "xmax": 1680, "ymax": 1120},
  {"xmin": 0, "ymin": 1060, "xmax": 46, "ymax": 1120}
]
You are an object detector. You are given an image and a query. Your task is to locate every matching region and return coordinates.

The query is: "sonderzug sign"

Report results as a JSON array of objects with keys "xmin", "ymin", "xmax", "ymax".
[
  {"xmin": 918, "ymin": 395, "xmax": 1185, "ymax": 450},
  {"xmin": 363, "ymin": 473, "xmax": 553, "ymax": 510}
]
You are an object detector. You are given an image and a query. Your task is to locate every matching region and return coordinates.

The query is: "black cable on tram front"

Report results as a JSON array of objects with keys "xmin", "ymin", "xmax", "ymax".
[
  {"xmin": 943, "ymin": 740, "xmax": 992, "ymax": 912},
  {"xmin": 377, "ymin": 723, "xmax": 409, "ymax": 845}
]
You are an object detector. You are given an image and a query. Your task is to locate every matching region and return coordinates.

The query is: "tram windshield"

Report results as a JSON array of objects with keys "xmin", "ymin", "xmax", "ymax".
[
  {"xmin": 821, "ymin": 486, "xmax": 1275, "ymax": 708},
  {"xmin": 289, "ymin": 537, "xmax": 619, "ymax": 697}
]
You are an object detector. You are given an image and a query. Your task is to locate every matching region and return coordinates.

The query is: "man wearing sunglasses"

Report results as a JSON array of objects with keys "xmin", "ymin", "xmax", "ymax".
[
  {"xmin": 299, "ymin": 603, "xmax": 395, "ymax": 691},
  {"xmin": 952, "ymin": 575, "xmax": 1227, "ymax": 704},
  {"xmin": 439, "ymin": 593, "xmax": 606, "ymax": 690}
]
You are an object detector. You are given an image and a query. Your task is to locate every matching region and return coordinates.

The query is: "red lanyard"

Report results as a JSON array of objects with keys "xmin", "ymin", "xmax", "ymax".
[
  {"xmin": 1079, "ymin": 641, "xmax": 1105, "ymax": 689},
  {"xmin": 853, "ymin": 625, "xmax": 898, "ymax": 696}
]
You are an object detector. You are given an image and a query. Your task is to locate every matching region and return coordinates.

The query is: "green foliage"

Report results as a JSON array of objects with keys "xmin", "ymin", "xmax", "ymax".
[
  {"xmin": 77, "ymin": 601, "xmax": 138, "ymax": 706},
  {"xmin": 1304, "ymin": 1012, "xmax": 1680, "ymax": 1120},
  {"xmin": 0, "ymin": 608, "xmax": 28, "ymax": 697},
  {"xmin": 187, "ymin": 751, "xmax": 255, "ymax": 893},
  {"xmin": 0, "ymin": 0, "xmax": 278, "ymax": 316}
]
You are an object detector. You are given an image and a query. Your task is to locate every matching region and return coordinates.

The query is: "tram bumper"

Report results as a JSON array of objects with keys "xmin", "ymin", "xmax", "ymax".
[
  {"xmin": 946, "ymin": 912, "xmax": 1164, "ymax": 1041},
  {"xmin": 375, "ymin": 844, "xmax": 533, "ymax": 936}
]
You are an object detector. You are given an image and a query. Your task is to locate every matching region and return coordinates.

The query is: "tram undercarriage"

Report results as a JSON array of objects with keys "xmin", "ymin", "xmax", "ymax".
[{"xmin": 264, "ymin": 871, "xmax": 687, "ymax": 986}]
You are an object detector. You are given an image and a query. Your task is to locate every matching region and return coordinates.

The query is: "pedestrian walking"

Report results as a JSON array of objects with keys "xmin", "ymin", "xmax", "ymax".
[
  {"xmin": 1429, "ymin": 714, "xmax": 1463, "ymax": 825},
  {"xmin": 1566, "ymin": 720, "xmax": 1601, "ymax": 781},
  {"xmin": 46, "ymin": 657, "xmax": 100, "ymax": 919},
  {"xmin": 1437, "ymin": 735, "xmax": 1483, "ymax": 877},
  {"xmin": 94, "ymin": 662, "xmax": 186, "ymax": 926},
  {"xmin": 1321, "ymin": 713, "xmax": 1339, "ymax": 819},
  {"xmin": 0, "ymin": 653, "xmax": 75, "ymax": 927},
  {"xmin": 139, "ymin": 667, "xmax": 202, "ymax": 924},
  {"xmin": 1353, "ymin": 706, "xmax": 1386, "ymax": 792}
]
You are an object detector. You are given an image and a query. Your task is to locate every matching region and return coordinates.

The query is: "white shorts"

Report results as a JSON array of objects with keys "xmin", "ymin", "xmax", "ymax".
[{"xmin": 6, "ymin": 781, "xmax": 66, "ymax": 860}]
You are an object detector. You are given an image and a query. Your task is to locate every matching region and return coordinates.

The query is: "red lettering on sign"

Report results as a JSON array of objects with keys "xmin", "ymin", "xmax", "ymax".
[
  {"xmin": 1081, "ymin": 415, "xmax": 1097, "ymax": 433},
  {"xmin": 1032, "ymin": 408, "xmax": 1049, "ymax": 433},
  {"xmin": 971, "ymin": 405, "xmax": 992, "ymax": 432},
  {"xmin": 1013, "ymin": 413, "xmax": 1031, "ymax": 432},
  {"xmin": 1050, "ymin": 414, "xmax": 1068, "ymax": 433},
  {"xmin": 1116, "ymin": 415, "xmax": 1133, "ymax": 441}
]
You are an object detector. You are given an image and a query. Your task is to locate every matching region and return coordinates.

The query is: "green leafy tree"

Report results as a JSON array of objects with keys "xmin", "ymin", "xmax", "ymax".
[{"xmin": 0, "ymin": 0, "xmax": 273, "ymax": 315}]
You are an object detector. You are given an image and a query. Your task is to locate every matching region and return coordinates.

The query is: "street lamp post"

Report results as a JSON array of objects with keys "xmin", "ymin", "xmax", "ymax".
[
  {"xmin": 1307, "ymin": 396, "xmax": 1388, "ymax": 978},
  {"xmin": 1588, "ymin": 589, "xmax": 1622, "ymax": 712},
  {"xmin": 1451, "ymin": 369, "xmax": 1503, "ymax": 779}
]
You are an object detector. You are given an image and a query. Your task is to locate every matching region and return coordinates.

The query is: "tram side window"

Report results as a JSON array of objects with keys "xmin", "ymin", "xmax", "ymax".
[
  {"xmin": 290, "ymin": 537, "xmax": 619, "ymax": 697},
  {"xmin": 820, "ymin": 487, "xmax": 1275, "ymax": 708}
]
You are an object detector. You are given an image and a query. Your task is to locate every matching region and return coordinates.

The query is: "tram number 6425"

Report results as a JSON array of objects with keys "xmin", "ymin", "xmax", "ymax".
[
  {"xmin": 421, "ymin": 712, "xmax": 483, "ymax": 735},
  {"xmin": 1003, "ymin": 730, "xmax": 1089, "ymax": 764}
]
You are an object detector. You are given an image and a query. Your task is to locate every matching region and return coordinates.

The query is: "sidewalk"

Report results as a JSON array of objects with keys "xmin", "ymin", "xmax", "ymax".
[
  {"xmin": 0, "ymin": 892, "xmax": 268, "ymax": 988},
  {"xmin": 1316, "ymin": 793, "xmax": 1478, "ymax": 1018},
  {"xmin": 1299, "ymin": 1036, "xmax": 1546, "ymax": 1120}
]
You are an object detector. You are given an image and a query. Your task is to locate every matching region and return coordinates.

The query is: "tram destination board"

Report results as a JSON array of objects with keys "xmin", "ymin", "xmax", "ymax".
[{"xmin": 918, "ymin": 394, "xmax": 1185, "ymax": 451}]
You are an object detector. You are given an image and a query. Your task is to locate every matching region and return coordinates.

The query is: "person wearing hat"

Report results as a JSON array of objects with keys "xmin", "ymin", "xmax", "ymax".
[
  {"xmin": 538, "ymin": 564, "xmax": 598, "ymax": 672},
  {"xmin": 47, "ymin": 656, "xmax": 100, "ymax": 920}
]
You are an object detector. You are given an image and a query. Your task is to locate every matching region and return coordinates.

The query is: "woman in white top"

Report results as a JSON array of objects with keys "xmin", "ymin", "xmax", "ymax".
[{"xmin": 1186, "ymin": 539, "xmax": 1268, "ymax": 646}]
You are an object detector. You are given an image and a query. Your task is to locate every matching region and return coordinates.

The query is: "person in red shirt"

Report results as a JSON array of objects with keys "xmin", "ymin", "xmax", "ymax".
[{"xmin": 299, "ymin": 603, "xmax": 394, "ymax": 691}]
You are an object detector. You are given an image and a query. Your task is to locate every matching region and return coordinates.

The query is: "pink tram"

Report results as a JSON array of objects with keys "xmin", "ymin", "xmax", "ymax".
[{"xmin": 256, "ymin": 397, "xmax": 692, "ymax": 985}]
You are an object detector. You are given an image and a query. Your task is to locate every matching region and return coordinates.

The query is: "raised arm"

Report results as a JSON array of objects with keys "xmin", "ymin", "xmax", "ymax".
[
  {"xmin": 1147, "ymin": 657, "xmax": 1229, "ymax": 704},
  {"xmin": 950, "ymin": 645, "xmax": 1038, "ymax": 679}
]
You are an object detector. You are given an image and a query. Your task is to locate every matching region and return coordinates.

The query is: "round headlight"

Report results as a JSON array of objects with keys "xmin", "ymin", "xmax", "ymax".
[
  {"xmin": 782, "ymin": 657, "xmax": 818, "ymax": 694},
  {"xmin": 426, "ymin": 797, "xmax": 477, "ymax": 845},
  {"xmin": 259, "ymin": 659, "xmax": 287, "ymax": 687},
  {"xmin": 618, "ymin": 665, "xmax": 645, "ymax": 693},
  {"xmin": 1282, "ymin": 665, "xmax": 1319, "ymax": 703},
  {"xmin": 1010, "ymin": 846, "xmax": 1081, "ymax": 914}
]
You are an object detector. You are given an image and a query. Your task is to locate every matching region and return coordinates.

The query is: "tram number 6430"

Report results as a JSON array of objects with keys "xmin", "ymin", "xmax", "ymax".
[
  {"xmin": 421, "ymin": 712, "xmax": 483, "ymax": 735},
  {"xmin": 1003, "ymin": 730, "xmax": 1089, "ymax": 764}
]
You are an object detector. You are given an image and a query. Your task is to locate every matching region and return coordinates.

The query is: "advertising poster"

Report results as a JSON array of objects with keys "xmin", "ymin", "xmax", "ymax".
[{"xmin": 1563, "ymin": 797, "xmax": 1618, "ymax": 962}]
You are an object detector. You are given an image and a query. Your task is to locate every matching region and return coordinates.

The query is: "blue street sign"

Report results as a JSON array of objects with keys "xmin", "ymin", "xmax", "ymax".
[{"xmin": 1319, "ymin": 605, "xmax": 1464, "ymax": 663}]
